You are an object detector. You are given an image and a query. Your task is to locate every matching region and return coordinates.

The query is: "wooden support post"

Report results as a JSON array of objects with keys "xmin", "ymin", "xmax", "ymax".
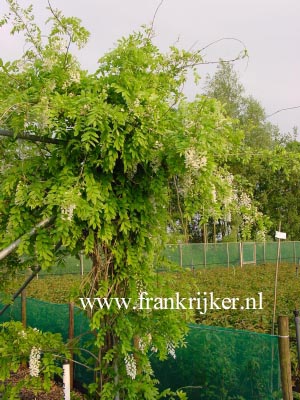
[
  {"xmin": 21, "ymin": 289, "xmax": 26, "ymax": 329},
  {"xmin": 179, "ymin": 244, "xmax": 183, "ymax": 268},
  {"xmin": 272, "ymin": 238, "xmax": 281, "ymax": 335},
  {"xmin": 239, "ymin": 242, "xmax": 243, "ymax": 268},
  {"xmin": 278, "ymin": 316, "xmax": 293, "ymax": 400},
  {"xmin": 69, "ymin": 302, "xmax": 74, "ymax": 390},
  {"xmin": 226, "ymin": 243, "xmax": 230, "ymax": 269},
  {"xmin": 79, "ymin": 251, "xmax": 84, "ymax": 276}
]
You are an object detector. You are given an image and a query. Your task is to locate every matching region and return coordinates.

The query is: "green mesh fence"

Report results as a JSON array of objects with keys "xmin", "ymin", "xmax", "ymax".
[
  {"xmin": 33, "ymin": 254, "xmax": 93, "ymax": 276},
  {"xmin": 16, "ymin": 241, "xmax": 300, "ymax": 276},
  {"xmin": 0, "ymin": 298, "xmax": 281, "ymax": 399},
  {"xmin": 152, "ymin": 324, "xmax": 281, "ymax": 400},
  {"xmin": 163, "ymin": 241, "xmax": 300, "ymax": 269}
]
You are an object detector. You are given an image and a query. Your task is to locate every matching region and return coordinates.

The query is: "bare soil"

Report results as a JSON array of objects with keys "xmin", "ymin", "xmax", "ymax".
[{"xmin": 1, "ymin": 367, "xmax": 84, "ymax": 400}]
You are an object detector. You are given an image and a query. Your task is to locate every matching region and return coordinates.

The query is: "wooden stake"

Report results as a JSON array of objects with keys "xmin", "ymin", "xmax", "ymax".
[
  {"xmin": 226, "ymin": 242, "xmax": 229, "ymax": 269},
  {"xmin": 239, "ymin": 242, "xmax": 243, "ymax": 268},
  {"xmin": 79, "ymin": 251, "xmax": 84, "ymax": 276},
  {"xmin": 272, "ymin": 238, "xmax": 281, "ymax": 335},
  {"xmin": 278, "ymin": 316, "xmax": 293, "ymax": 400},
  {"xmin": 179, "ymin": 244, "xmax": 183, "ymax": 268}
]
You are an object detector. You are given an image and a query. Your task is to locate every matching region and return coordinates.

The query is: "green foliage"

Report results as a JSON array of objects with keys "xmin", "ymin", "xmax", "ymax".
[
  {"xmin": 205, "ymin": 62, "xmax": 300, "ymax": 241},
  {"xmin": 0, "ymin": 1, "xmax": 260, "ymax": 398},
  {"xmin": 0, "ymin": 321, "xmax": 70, "ymax": 397}
]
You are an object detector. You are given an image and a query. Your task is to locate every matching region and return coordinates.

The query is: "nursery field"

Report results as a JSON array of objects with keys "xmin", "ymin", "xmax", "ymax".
[
  {"xmin": 6, "ymin": 262, "xmax": 300, "ymax": 335},
  {"xmin": 3, "ymin": 262, "xmax": 300, "ymax": 399}
]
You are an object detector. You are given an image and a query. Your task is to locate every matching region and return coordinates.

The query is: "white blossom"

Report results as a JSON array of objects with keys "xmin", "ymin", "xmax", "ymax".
[
  {"xmin": 29, "ymin": 346, "xmax": 41, "ymax": 377},
  {"xmin": 69, "ymin": 69, "xmax": 81, "ymax": 84},
  {"xmin": 61, "ymin": 204, "xmax": 76, "ymax": 221},
  {"xmin": 136, "ymin": 279, "xmax": 144, "ymax": 296},
  {"xmin": 240, "ymin": 192, "xmax": 252, "ymax": 209},
  {"xmin": 212, "ymin": 187, "xmax": 217, "ymax": 203},
  {"xmin": 18, "ymin": 330, "xmax": 27, "ymax": 338},
  {"xmin": 124, "ymin": 354, "xmax": 137, "ymax": 380},
  {"xmin": 138, "ymin": 338, "xmax": 146, "ymax": 353},
  {"xmin": 184, "ymin": 148, "xmax": 207, "ymax": 172},
  {"xmin": 166, "ymin": 341, "xmax": 176, "ymax": 359},
  {"xmin": 151, "ymin": 346, "xmax": 158, "ymax": 353},
  {"xmin": 225, "ymin": 212, "xmax": 232, "ymax": 223}
]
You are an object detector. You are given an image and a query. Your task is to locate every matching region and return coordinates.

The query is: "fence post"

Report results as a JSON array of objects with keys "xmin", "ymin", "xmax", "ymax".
[
  {"xmin": 226, "ymin": 243, "xmax": 229, "ymax": 269},
  {"xmin": 79, "ymin": 251, "xmax": 84, "ymax": 276},
  {"xmin": 278, "ymin": 316, "xmax": 293, "ymax": 400},
  {"xmin": 239, "ymin": 242, "xmax": 243, "ymax": 267},
  {"xmin": 179, "ymin": 244, "xmax": 183, "ymax": 268},
  {"xmin": 69, "ymin": 302, "xmax": 74, "ymax": 390},
  {"xmin": 21, "ymin": 289, "xmax": 26, "ymax": 329}
]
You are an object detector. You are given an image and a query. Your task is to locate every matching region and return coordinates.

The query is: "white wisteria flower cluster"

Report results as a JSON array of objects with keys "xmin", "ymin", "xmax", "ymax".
[
  {"xmin": 61, "ymin": 204, "xmax": 76, "ymax": 221},
  {"xmin": 184, "ymin": 148, "xmax": 207, "ymax": 172},
  {"xmin": 124, "ymin": 353, "xmax": 137, "ymax": 380},
  {"xmin": 29, "ymin": 346, "xmax": 41, "ymax": 377},
  {"xmin": 166, "ymin": 341, "xmax": 176, "ymax": 359}
]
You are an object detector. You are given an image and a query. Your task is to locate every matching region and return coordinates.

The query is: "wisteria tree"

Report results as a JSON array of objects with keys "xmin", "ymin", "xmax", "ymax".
[{"xmin": 0, "ymin": 1, "xmax": 245, "ymax": 398}]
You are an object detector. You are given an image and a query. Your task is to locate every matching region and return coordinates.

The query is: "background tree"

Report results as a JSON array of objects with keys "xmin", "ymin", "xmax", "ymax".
[{"xmin": 205, "ymin": 62, "xmax": 300, "ymax": 241}]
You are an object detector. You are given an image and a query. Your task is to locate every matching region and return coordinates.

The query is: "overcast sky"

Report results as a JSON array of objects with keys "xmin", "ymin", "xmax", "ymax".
[{"xmin": 1, "ymin": 0, "xmax": 300, "ymax": 136}]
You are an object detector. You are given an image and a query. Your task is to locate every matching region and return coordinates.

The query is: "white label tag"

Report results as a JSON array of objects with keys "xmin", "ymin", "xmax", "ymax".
[{"xmin": 275, "ymin": 231, "xmax": 286, "ymax": 239}]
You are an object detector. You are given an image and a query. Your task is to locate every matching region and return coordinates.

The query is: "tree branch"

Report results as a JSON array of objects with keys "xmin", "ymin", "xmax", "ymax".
[
  {"xmin": 0, "ymin": 129, "xmax": 65, "ymax": 144},
  {"xmin": 266, "ymin": 105, "xmax": 300, "ymax": 119}
]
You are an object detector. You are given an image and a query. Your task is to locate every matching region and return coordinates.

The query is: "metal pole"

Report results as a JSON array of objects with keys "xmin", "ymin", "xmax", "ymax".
[
  {"xmin": 0, "ymin": 240, "xmax": 61, "ymax": 317},
  {"xmin": 69, "ymin": 302, "xmax": 74, "ymax": 390},
  {"xmin": 0, "ymin": 266, "xmax": 41, "ymax": 316},
  {"xmin": 0, "ymin": 217, "xmax": 54, "ymax": 261}
]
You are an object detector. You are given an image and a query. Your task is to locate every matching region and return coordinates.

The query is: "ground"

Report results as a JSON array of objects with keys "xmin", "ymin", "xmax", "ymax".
[{"xmin": 2, "ymin": 366, "xmax": 84, "ymax": 400}]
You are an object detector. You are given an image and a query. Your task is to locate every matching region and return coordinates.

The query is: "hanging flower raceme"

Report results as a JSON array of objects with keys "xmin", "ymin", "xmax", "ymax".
[
  {"xmin": 29, "ymin": 346, "xmax": 41, "ymax": 377},
  {"xmin": 166, "ymin": 341, "xmax": 176, "ymax": 359},
  {"xmin": 124, "ymin": 353, "xmax": 137, "ymax": 380}
]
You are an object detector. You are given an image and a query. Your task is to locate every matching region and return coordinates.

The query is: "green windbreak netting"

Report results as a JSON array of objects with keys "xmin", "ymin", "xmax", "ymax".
[
  {"xmin": 163, "ymin": 241, "xmax": 300, "ymax": 269},
  {"xmin": 13, "ymin": 242, "xmax": 300, "ymax": 276},
  {"xmin": 0, "ymin": 299, "xmax": 281, "ymax": 399},
  {"xmin": 152, "ymin": 324, "xmax": 281, "ymax": 400},
  {"xmin": 33, "ymin": 255, "xmax": 93, "ymax": 276}
]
